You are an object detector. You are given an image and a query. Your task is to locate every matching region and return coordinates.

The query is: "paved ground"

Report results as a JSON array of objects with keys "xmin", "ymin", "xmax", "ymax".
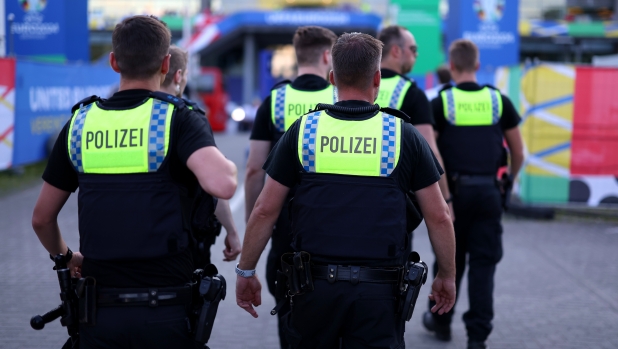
[{"xmin": 1, "ymin": 132, "xmax": 617, "ymax": 349}]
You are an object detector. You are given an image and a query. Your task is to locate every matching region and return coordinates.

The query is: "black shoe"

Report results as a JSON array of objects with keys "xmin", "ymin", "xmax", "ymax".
[
  {"xmin": 467, "ymin": 341, "xmax": 487, "ymax": 349},
  {"xmin": 422, "ymin": 311, "xmax": 452, "ymax": 341}
]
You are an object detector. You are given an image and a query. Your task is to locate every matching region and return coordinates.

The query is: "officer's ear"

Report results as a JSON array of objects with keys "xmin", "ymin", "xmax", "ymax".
[
  {"xmin": 109, "ymin": 52, "xmax": 121, "ymax": 73},
  {"xmin": 373, "ymin": 69, "xmax": 381, "ymax": 89},
  {"xmin": 475, "ymin": 61, "xmax": 480, "ymax": 72},
  {"xmin": 329, "ymin": 70, "xmax": 336, "ymax": 86},
  {"xmin": 160, "ymin": 54, "xmax": 171, "ymax": 76},
  {"xmin": 174, "ymin": 69, "xmax": 183, "ymax": 85}
]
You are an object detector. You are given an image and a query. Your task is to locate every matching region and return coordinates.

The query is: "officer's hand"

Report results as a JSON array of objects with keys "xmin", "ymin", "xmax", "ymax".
[
  {"xmin": 428, "ymin": 274, "xmax": 456, "ymax": 315},
  {"xmin": 223, "ymin": 233, "xmax": 242, "ymax": 262},
  {"xmin": 68, "ymin": 252, "xmax": 84, "ymax": 278},
  {"xmin": 236, "ymin": 275, "xmax": 262, "ymax": 318}
]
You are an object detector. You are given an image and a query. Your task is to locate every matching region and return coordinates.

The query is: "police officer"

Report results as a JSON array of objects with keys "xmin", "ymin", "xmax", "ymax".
[
  {"xmin": 422, "ymin": 39, "xmax": 524, "ymax": 349},
  {"xmin": 377, "ymin": 25, "xmax": 454, "ymax": 220},
  {"xmin": 236, "ymin": 32, "xmax": 457, "ymax": 348},
  {"xmin": 31, "ymin": 16, "xmax": 237, "ymax": 348},
  {"xmin": 162, "ymin": 45, "xmax": 241, "ymax": 265},
  {"xmin": 244, "ymin": 25, "xmax": 337, "ymax": 348}
]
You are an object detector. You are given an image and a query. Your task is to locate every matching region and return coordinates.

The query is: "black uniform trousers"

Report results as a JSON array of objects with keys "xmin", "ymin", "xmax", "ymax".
[
  {"xmin": 266, "ymin": 205, "xmax": 295, "ymax": 349},
  {"xmin": 430, "ymin": 184, "xmax": 503, "ymax": 342},
  {"xmin": 282, "ymin": 279, "xmax": 405, "ymax": 349},
  {"xmin": 80, "ymin": 304, "xmax": 201, "ymax": 349}
]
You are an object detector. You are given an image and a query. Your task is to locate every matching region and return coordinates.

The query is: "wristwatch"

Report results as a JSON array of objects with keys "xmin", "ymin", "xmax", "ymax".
[
  {"xmin": 50, "ymin": 247, "xmax": 73, "ymax": 263},
  {"xmin": 235, "ymin": 263, "xmax": 256, "ymax": 278}
]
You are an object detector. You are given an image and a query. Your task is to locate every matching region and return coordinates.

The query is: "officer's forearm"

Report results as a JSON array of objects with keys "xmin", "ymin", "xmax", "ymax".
[
  {"xmin": 238, "ymin": 208, "xmax": 277, "ymax": 270},
  {"xmin": 239, "ymin": 178, "xmax": 290, "ymax": 270},
  {"xmin": 509, "ymin": 150, "xmax": 524, "ymax": 182},
  {"xmin": 33, "ymin": 220, "xmax": 68, "ymax": 257},
  {"xmin": 416, "ymin": 125, "xmax": 451, "ymax": 199},
  {"xmin": 32, "ymin": 182, "xmax": 71, "ymax": 256},
  {"xmin": 427, "ymin": 219, "xmax": 456, "ymax": 279},
  {"xmin": 244, "ymin": 168, "xmax": 266, "ymax": 223},
  {"xmin": 214, "ymin": 199, "xmax": 237, "ymax": 235}
]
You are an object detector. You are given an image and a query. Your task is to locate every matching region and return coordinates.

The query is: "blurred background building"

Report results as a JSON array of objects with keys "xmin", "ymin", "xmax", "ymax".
[{"xmin": 1, "ymin": 0, "xmax": 617, "ymax": 208}]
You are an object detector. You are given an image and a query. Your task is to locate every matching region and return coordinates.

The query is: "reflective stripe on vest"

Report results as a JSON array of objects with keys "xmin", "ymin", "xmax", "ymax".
[
  {"xmin": 297, "ymin": 111, "xmax": 401, "ymax": 177},
  {"xmin": 67, "ymin": 98, "xmax": 174, "ymax": 174},
  {"xmin": 376, "ymin": 76, "xmax": 412, "ymax": 109},
  {"xmin": 441, "ymin": 87, "xmax": 503, "ymax": 126},
  {"xmin": 271, "ymin": 85, "xmax": 336, "ymax": 133}
]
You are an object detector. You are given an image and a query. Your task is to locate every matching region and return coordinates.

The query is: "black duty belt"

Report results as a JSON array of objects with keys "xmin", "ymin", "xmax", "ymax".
[
  {"xmin": 97, "ymin": 285, "xmax": 191, "ymax": 308},
  {"xmin": 311, "ymin": 264, "xmax": 401, "ymax": 285},
  {"xmin": 458, "ymin": 175, "xmax": 496, "ymax": 186}
]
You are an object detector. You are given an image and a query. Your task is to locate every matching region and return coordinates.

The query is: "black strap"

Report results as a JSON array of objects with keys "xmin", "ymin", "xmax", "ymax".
[
  {"xmin": 312, "ymin": 103, "xmax": 412, "ymax": 123},
  {"xmin": 97, "ymin": 286, "xmax": 191, "ymax": 307},
  {"xmin": 150, "ymin": 91, "xmax": 187, "ymax": 109},
  {"xmin": 71, "ymin": 95, "xmax": 104, "ymax": 114},
  {"xmin": 311, "ymin": 265, "xmax": 401, "ymax": 284}
]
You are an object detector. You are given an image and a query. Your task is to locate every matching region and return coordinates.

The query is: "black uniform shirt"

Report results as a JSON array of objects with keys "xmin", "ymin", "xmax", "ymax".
[
  {"xmin": 432, "ymin": 82, "xmax": 521, "ymax": 133},
  {"xmin": 381, "ymin": 68, "xmax": 434, "ymax": 126},
  {"xmin": 264, "ymin": 100, "xmax": 444, "ymax": 193},
  {"xmin": 250, "ymin": 74, "xmax": 330, "ymax": 142},
  {"xmin": 43, "ymin": 89, "xmax": 217, "ymax": 288}
]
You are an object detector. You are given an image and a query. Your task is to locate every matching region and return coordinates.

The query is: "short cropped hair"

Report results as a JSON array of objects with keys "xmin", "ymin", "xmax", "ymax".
[
  {"xmin": 162, "ymin": 46, "xmax": 189, "ymax": 88},
  {"xmin": 332, "ymin": 33, "xmax": 383, "ymax": 90},
  {"xmin": 436, "ymin": 65, "xmax": 452, "ymax": 84},
  {"xmin": 377, "ymin": 25, "xmax": 406, "ymax": 59},
  {"xmin": 449, "ymin": 39, "xmax": 479, "ymax": 73},
  {"xmin": 293, "ymin": 26, "xmax": 337, "ymax": 66},
  {"xmin": 112, "ymin": 15, "xmax": 171, "ymax": 80}
]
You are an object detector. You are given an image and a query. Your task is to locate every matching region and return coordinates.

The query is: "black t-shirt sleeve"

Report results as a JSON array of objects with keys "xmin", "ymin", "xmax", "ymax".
[
  {"xmin": 404, "ymin": 124, "xmax": 443, "ymax": 192},
  {"xmin": 400, "ymin": 85, "xmax": 434, "ymax": 126},
  {"xmin": 499, "ymin": 95, "xmax": 522, "ymax": 130},
  {"xmin": 431, "ymin": 96, "xmax": 446, "ymax": 133},
  {"xmin": 42, "ymin": 121, "xmax": 79, "ymax": 192},
  {"xmin": 263, "ymin": 120, "xmax": 301, "ymax": 188},
  {"xmin": 250, "ymin": 96, "xmax": 274, "ymax": 141},
  {"xmin": 174, "ymin": 108, "xmax": 217, "ymax": 165}
]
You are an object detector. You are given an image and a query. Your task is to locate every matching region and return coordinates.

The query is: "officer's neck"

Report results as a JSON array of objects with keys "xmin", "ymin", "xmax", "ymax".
[
  {"xmin": 117, "ymin": 76, "xmax": 162, "ymax": 93},
  {"xmin": 297, "ymin": 66, "xmax": 328, "ymax": 81},
  {"xmin": 380, "ymin": 60, "xmax": 402, "ymax": 75},
  {"xmin": 337, "ymin": 88, "xmax": 374, "ymax": 104},
  {"xmin": 452, "ymin": 71, "xmax": 477, "ymax": 85}
]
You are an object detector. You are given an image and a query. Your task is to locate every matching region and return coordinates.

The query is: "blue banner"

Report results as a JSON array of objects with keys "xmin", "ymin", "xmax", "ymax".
[
  {"xmin": 5, "ymin": 0, "xmax": 88, "ymax": 61},
  {"xmin": 13, "ymin": 61, "xmax": 119, "ymax": 166},
  {"xmin": 447, "ymin": 0, "xmax": 520, "ymax": 71}
]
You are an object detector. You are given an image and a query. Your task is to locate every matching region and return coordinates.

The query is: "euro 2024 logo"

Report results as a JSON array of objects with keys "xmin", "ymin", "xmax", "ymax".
[
  {"xmin": 473, "ymin": 0, "xmax": 505, "ymax": 22},
  {"xmin": 19, "ymin": 0, "xmax": 47, "ymax": 13}
]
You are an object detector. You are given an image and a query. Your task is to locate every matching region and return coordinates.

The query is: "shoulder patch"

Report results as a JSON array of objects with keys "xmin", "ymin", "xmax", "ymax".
[
  {"xmin": 150, "ymin": 91, "xmax": 186, "ymax": 109},
  {"xmin": 271, "ymin": 79, "xmax": 292, "ymax": 91},
  {"xmin": 71, "ymin": 95, "xmax": 103, "ymax": 114}
]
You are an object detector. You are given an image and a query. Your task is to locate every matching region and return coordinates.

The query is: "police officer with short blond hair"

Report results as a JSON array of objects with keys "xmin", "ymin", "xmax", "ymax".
[{"xmin": 236, "ymin": 32, "xmax": 457, "ymax": 349}]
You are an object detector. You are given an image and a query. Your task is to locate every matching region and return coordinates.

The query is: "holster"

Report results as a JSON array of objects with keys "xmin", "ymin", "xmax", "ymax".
[
  {"xmin": 190, "ymin": 265, "xmax": 226, "ymax": 344},
  {"xmin": 281, "ymin": 251, "xmax": 314, "ymax": 295},
  {"xmin": 398, "ymin": 252, "xmax": 428, "ymax": 322},
  {"xmin": 76, "ymin": 277, "xmax": 97, "ymax": 326},
  {"xmin": 271, "ymin": 252, "xmax": 314, "ymax": 316}
]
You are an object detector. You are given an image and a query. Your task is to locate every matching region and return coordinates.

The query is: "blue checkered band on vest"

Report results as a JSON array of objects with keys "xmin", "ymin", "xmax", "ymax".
[
  {"xmin": 274, "ymin": 86, "xmax": 287, "ymax": 133},
  {"xmin": 389, "ymin": 77, "xmax": 407, "ymax": 109},
  {"xmin": 380, "ymin": 113, "xmax": 397, "ymax": 177},
  {"xmin": 301, "ymin": 111, "xmax": 322, "ymax": 173},
  {"xmin": 490, "ymin": 89, "xmax": 500, "ymax": 124},
  {"xmin": 148, "ymin": 100, "xmax": 169, "ymax": 172},
  {"xmin": 70, "ymin": 104, "xmax": 93, "ymax": 173},
  {"xmin": 445, "ymin": 89, "xmax": 456, "ymax": 125}
]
